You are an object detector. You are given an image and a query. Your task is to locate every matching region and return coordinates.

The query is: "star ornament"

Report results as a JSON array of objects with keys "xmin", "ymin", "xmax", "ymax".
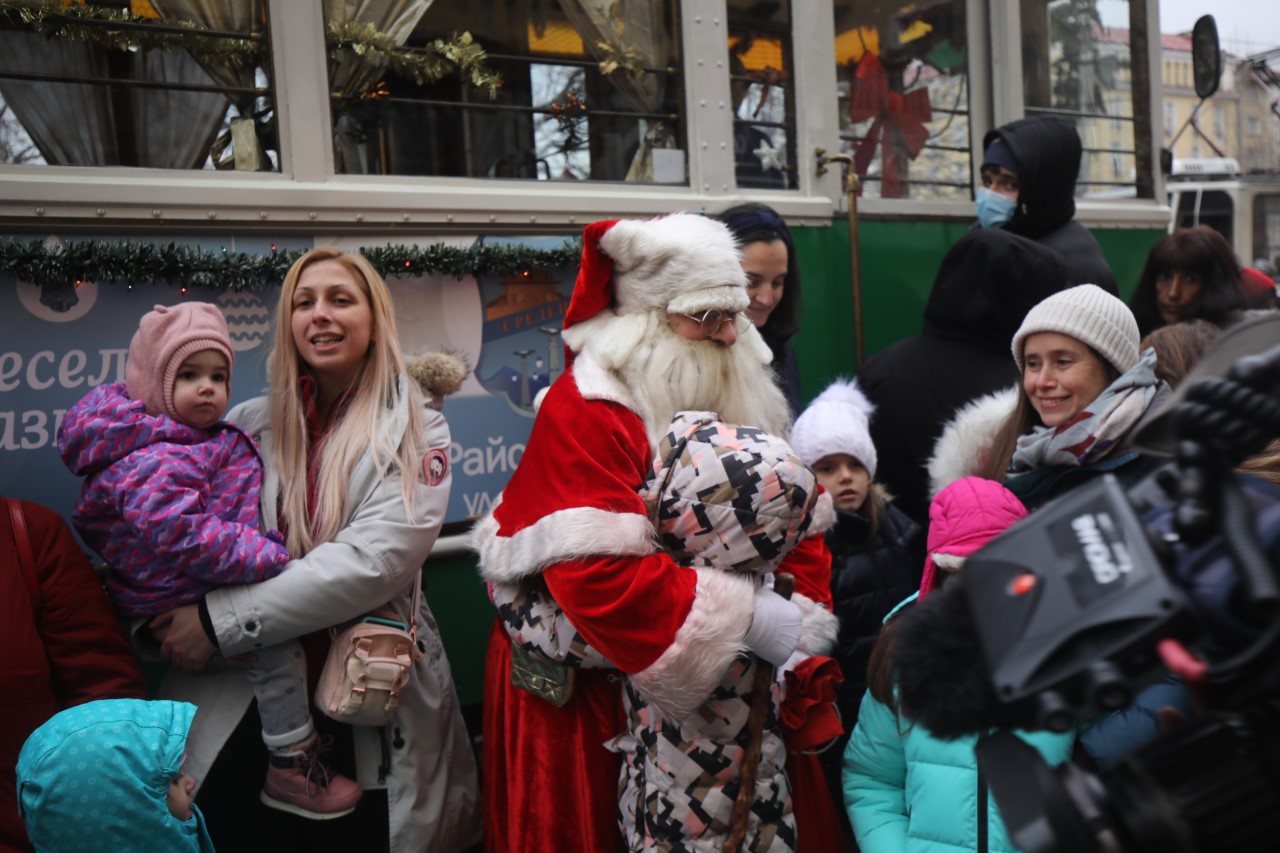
[{"xmin": 753, "ymin": 139, "xmax": 783, "ymax": 172}]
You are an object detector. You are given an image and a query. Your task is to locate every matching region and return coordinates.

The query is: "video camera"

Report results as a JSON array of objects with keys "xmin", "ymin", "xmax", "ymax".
[{"xmin": 893, "ymin": 314, "xmax": 1280, "ymax": 852}]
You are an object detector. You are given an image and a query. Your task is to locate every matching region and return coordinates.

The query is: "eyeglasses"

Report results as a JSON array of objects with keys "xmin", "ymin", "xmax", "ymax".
[{"xmin": 678, "ymin": 308, "xmax": 749, "ymax": 338}]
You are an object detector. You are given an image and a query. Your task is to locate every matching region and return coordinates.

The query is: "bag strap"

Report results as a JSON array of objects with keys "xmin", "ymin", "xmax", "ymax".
[
  {"xmin": 5, "ymin": 498, "xmax": 42, "ymax": 615},
  {"xmin": 407, "ymin": 568, "xmax": 422, "ymax": 651}
]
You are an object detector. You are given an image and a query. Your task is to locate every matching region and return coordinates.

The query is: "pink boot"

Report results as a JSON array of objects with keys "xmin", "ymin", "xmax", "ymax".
[{"xmin": 260, "ymin": 737, "xmax": 363, "ymax": 820}]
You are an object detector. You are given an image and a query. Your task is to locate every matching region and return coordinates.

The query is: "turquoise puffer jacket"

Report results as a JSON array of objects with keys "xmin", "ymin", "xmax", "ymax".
[
  {"xmin": 842, "ymin": 690, "xmax": 1075, "ymax": 853},
  {"xmin": 17, "ymin": 699, "xmax": 214, "ymax": 853}
]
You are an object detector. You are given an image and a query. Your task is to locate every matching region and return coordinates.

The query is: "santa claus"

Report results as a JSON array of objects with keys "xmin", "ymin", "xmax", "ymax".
[{"xmin": 473, "ymin": 213, "xmax": 836, "ymax": 853}]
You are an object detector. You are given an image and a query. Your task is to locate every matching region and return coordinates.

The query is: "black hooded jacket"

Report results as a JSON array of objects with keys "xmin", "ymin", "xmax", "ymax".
[
  {"xmin": 856, "ymin": 228, "xmax": 1071, "ymax": 524},
  {"xmin": 983, "ymin": 117, "xmax": 1117, "ymax": 293}
]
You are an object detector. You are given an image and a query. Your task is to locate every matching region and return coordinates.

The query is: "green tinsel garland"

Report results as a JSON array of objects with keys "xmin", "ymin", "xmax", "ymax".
[
  {"xmin": 0, "ymin": 239, "xmax": 583, "ymax": 290},
  {"xmin": 0, "ymin": 0, "xmax": 501, "ymax": 97}
]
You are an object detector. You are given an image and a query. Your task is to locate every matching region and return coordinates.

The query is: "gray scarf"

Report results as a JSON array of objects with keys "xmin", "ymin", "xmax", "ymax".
[{"xmin": 1009, "ymin": 348, "xmax": 1162, "ymax": 472}]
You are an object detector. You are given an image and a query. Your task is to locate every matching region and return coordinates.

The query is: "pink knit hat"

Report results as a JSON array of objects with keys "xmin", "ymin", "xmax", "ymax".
[
  {"xmin": 125, "ymin": 303, "xmax": 234, "ymax": 420},
  {"xmin": 918, "ymin": 477, "xmax": 1027, "ymax": 599}
]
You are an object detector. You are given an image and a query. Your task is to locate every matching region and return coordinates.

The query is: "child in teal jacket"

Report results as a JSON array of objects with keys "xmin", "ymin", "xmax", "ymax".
[
  {"xmin": 17, "ymin": 699, "xmax": 215, "ymax": 853},
  {"xmin": 842, "ymin": 478, "xmax": 1076, "ymax": 853}
]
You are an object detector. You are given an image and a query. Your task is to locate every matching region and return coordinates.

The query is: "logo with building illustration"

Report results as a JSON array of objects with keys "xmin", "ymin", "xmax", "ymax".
[{"xmin": 474, "ymin": 264, "xmax": 572, "ymax": 415}]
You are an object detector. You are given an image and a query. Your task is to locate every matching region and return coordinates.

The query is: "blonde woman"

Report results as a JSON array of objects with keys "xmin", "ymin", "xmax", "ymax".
[{"xmin": 152, "ymin": 248, "xmax": 480, "ymax": 852}]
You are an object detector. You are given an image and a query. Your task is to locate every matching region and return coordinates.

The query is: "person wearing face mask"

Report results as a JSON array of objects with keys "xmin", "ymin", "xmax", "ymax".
[{"xmin": 977, "ymin": 117, "xmax": 1118, "ymax": 294}]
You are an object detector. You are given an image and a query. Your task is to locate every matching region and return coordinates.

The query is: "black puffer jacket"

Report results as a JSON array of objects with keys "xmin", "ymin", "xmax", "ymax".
[
  {"xmin": 984, "ymin": 117, "xmax": 1117, "ymax": 293},
  {"xmin": 826, "ymin": 498, "xmax": 924, "ymax": 728},
  {"xmin": 858, "ymin": 228, "xmax": 1070, "ymax": 524}
]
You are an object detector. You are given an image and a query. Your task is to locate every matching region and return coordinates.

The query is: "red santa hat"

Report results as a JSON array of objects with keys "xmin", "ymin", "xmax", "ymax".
[{"xmin": 563, "ymin": 214, "xmax": 749, "ymax": 331}]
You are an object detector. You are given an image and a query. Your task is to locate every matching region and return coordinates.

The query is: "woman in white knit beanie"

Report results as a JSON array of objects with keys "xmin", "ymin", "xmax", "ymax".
[{"xmin": 975, "ymin": 283, "xmax": 1169, "ymax": 510}]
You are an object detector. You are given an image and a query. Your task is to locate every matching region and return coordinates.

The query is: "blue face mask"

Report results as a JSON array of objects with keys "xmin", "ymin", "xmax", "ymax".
[{"xmin": 976, "ymin": 187, "xmax": 1017, "ymax": 229}]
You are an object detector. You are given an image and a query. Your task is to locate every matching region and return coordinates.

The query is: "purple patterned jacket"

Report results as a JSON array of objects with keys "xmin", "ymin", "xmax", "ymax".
[{"xmin": 57, "ymin": 383, "xmax": 290, "ymax": 617}]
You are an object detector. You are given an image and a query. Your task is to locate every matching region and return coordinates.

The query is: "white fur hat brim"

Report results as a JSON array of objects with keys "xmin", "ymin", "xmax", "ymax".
[
  {"xmin": 667, "ymin": 285, "xmax": 750, "ymax": 316},
  {"xmin": 598, "ymin": 213, "xmax": 748, "ymax": 317}
]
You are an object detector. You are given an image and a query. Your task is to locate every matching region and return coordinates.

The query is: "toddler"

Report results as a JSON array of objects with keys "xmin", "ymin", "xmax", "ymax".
[
  {"xmin": 56, "ymin": 303, "xmax": 360, "ymax": 819},
  {"xmin": 17, "ymin": 699, "xmax": 213, "ymax": 852},
  {"xmin": 610, "ymin": 410, "xmax": 840, "ymax": 853}
]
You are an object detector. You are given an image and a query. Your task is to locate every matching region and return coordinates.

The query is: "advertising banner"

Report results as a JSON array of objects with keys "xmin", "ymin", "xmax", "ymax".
[{"xmin": 0, "ymin": 233, "xmax": 575, "ymax": 536}]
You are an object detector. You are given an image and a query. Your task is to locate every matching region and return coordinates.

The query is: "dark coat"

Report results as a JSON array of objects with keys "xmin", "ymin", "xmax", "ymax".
[
  {"xmin": 983, "ymin": 117, "xmax": 1118, "ymax": 293},
  {"xmin": 858, "ymin": 228, "xmax": 1071, "ymax": 524},
  {"xmin": 826, "ymin": 499, "xmax": 924, "ymax": 727},
  {"xmin": 764, "ymin": 330, "xmax": 802, "ymax": 416}
]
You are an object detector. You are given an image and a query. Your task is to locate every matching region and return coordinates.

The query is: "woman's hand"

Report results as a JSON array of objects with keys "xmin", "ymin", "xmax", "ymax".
[{"xmin": 152, "ymin": 605, "xmax": 217, "ymax": 671}]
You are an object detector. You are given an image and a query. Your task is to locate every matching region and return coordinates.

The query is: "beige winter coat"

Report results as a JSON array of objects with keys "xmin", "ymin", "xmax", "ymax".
[{"xmin": 158, "ymin": 376, "xmax": 481, "ymax": 853}]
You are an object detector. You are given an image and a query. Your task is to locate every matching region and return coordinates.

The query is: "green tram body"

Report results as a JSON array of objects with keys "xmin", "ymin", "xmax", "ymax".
[
  {"xmin": 436, "ymin": 217, "xmax": 1166, "ymax": 708},
  {"xmin": 0, "ymin": 0, "xmax": 1181, "ymax": 709}
]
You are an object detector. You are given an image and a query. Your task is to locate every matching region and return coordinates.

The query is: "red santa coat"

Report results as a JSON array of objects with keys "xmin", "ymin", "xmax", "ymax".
[{"xmin": 475, "ymin": 368, "xmax": 834, "ymax": 853}]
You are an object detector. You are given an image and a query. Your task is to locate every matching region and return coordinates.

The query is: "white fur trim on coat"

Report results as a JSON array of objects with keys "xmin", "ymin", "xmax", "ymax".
[
  {"xmin": 792, "ymin": 592, "xmax": 839, "ymax": 657},
  {"xmin": 472, "ymin": 500, "xmax": 659, "ymax": 584},
  {"xmin": 627, "ymin": 568, "xmax": 756, "ymax": 723},
  {"xmin": 926, "ymin": 385, "xmax": 1019, "ymax": 501},
  {"xmin": 808, "ymin": 490, "xmax": 836, "ymax": 537}
]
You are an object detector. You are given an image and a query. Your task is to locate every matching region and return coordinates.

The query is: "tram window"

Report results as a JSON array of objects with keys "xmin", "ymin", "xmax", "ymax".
[
  {"xmin": 1174, "ymin": 189, "xmax": 1234, "ymax": 244},
  {"xmin": 832, "ymin": 0, "xmax": 972, "ymax": 201},
  {"xmin": 0, "ymin": 1, "xmax": 276, "ymax": 171},
  {"xmin": 1254, "ymin": 194, "xmax": 1280, "ymax": 268},
  {"xmin": 325, "ymin": 0, "xmax": 685, "ymax": 183},
  {"xmin": 727, "ymin": 0, "xmax": 795, "ymax": 190},
  {"xmin": 1021, "ymin": 0, "xmax": 1146, "ymax": 199}
]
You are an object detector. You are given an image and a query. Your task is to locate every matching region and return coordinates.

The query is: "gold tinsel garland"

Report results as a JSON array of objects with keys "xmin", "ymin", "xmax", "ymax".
[{"xmin": 0, "ymin": 0, "xmax": 501, "ymax": 97}]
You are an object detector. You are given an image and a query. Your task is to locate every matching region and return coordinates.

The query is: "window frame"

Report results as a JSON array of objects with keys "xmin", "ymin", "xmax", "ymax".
[{"xmin": 0, "ymin": 0, "xmax": 1168, "ymax": 230}]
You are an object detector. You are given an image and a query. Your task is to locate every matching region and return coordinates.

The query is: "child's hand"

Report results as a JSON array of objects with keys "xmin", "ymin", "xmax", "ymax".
[{"xmin": 152, "ymin": 605, "xmax": 217, "ymax": 671}]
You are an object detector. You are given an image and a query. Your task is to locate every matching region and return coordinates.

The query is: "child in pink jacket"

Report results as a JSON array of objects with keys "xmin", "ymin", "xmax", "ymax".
[{"xmin": 57, "ymin": 302, "xmax": 360, "ymax": 820}]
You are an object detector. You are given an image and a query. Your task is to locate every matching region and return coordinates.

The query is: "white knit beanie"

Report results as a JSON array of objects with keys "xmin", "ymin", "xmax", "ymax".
[
  {"xmin": 1011, "ymin": 283, "xmax": 1140, "ymax": 374},
  {"xmin": 790, "ymin": 379, "xmax": 877, "ymax": 478}
]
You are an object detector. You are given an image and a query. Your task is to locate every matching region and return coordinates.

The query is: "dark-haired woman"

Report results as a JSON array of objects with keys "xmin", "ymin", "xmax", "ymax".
[
  {"xmin": 1129, "ymin": 226, "xmax": 1249, "ymax": 337},
  {"xmin": 717, "ymin": 203, "xmax": 804, "ymax": 414}
]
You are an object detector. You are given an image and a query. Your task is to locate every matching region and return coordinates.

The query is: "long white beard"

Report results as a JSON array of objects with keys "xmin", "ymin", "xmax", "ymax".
[{"xmin": 565, "ymin": 310, "xmax": 793, "ymax": 446}]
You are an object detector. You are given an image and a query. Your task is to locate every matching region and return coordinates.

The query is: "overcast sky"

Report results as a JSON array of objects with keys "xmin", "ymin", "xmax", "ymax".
[
  {"xmin": 1154, "ymin": 0, "xmax": 1280, "ymax": 57},
  {"xmin": 1095, "ymin": 1, "xmax": 1280, "ymax": 57}
]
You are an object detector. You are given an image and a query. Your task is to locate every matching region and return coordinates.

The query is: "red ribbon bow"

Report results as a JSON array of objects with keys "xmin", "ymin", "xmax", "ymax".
[{"xmin": 848, "ymin": 53, "xmax": 933, "ymax": 198}]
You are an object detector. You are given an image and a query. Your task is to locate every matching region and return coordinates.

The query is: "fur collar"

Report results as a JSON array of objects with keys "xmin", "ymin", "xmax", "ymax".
[{"xmin": 926, "ymin": 386, "xmax": 1019, "ymax": 501}]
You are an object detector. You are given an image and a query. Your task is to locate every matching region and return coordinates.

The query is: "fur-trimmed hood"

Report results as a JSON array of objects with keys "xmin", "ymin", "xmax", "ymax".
[{"xmin": 926, "ymin": 385, "xmax": 1019, "ymax": 501}]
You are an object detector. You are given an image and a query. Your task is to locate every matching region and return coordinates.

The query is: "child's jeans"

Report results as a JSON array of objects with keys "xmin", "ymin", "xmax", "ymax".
[{"xmin": 244, "ymin": 639, "xmax": 313, "ymax": 748}]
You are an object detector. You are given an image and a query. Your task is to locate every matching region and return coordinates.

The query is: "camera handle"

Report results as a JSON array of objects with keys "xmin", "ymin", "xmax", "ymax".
[{"xmin": 1171, "ymin": 343, "xmax": 1280, "ymax": 621}]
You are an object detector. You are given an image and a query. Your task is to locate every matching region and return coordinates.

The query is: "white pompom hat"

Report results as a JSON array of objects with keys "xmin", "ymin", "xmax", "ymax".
[
  {"xmin": 790, "ymin": 378, "xmax": 877, "ymax": 478},
  {"xmin": 1011, "ymin": 283, "xmax": 1140, "ymax": 374}
]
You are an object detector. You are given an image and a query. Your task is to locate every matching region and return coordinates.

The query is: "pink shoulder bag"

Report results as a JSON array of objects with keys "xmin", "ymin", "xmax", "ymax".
[{"xmin": 314, "ymin": 571, "xmax": 424, "ymax": 726}]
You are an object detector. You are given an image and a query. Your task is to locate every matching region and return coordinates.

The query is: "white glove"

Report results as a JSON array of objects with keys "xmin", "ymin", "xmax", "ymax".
[
  {"xmin": 775, "ymin": 649, "xmax": 810, "ymax": 696},
  {"xmin": 743, "ymin": 587, "xmax": 803, "ymax": 667}
]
